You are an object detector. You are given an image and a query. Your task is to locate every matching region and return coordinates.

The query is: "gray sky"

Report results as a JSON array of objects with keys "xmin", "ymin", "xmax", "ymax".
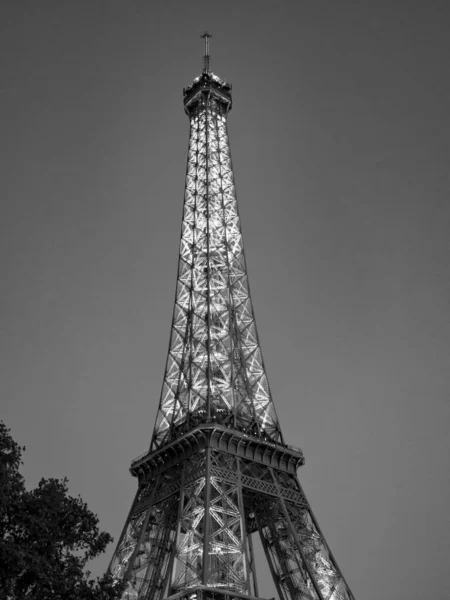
[{"xmin": 1, "ymin": 2, "xmax": 449, "ymax": 599}]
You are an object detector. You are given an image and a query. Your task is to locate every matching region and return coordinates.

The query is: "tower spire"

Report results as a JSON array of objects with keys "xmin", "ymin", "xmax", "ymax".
[{"xmin": 201, "ymin": 31, "xmax": 212, "ymax": 73}]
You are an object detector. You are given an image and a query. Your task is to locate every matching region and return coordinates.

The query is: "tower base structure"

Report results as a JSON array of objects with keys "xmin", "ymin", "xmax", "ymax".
[{"xmin": 110, "ymin": 426, "xmax": 353, "ymax": 600}]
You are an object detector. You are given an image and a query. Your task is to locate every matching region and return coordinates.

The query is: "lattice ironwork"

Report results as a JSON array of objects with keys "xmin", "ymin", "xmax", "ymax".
[
  {"xmin": 109, "ymin": 43, "xmax": 355, "ymax": 600},
  {"xmin": 150, "ymin": 69, "xmax": 283, "ymax": 452}
]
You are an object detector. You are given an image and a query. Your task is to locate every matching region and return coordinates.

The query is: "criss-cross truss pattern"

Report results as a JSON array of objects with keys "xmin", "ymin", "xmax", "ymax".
[
  {"xmin": 170, "ymin": 452, "xmax": 249, "ymax": 594},
  {"xmin": 109, "ymin": 63, "xmax": 355, "ymax": 600},
  {"xmin": 151, "ymin": 72, "xmax": 282, "ymax": 450}
]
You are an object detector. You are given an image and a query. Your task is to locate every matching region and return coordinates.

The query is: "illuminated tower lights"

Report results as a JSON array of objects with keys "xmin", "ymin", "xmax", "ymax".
[{"xmin": 109, "ymin": 35, "xmax": 355, "ymax": 600}]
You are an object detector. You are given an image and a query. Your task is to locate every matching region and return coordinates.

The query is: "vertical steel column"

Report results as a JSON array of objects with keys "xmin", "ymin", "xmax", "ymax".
[{"xmin": 202, "ymin": 447, "xmax": 212, "ymax": 584}]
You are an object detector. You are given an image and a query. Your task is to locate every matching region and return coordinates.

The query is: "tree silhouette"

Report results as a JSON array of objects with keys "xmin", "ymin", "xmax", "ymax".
[{"xmin": 0, "ymin": 422, "xmax": 123, "ymax": 600}]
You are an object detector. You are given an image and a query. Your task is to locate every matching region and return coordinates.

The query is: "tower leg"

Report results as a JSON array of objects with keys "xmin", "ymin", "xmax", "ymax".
[{"xmin": 251, "ymin": 467, "xmax": 354, "ymax": 600}]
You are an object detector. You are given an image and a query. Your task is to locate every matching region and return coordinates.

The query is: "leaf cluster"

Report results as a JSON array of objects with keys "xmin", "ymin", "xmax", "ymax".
[{"xmin": 0, "ymin": 422, "xmax": 124, "ymax": 600}]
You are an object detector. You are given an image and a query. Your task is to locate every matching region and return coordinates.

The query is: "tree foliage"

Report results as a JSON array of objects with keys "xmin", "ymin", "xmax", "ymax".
[{"xmin": 0, "ymin": 422, "xmax": 124, "ymax": 600}]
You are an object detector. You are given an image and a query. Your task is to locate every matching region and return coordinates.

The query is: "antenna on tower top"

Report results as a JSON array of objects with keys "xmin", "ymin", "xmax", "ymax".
[{"xmin": 201, "ymin": 31, "xmax": 212, "ymax": 74}]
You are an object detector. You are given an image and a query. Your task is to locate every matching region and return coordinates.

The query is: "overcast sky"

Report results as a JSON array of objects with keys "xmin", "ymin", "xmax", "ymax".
[{"xmin": 1, "ymin": 2, "xmax": 450, "ymax": 599}]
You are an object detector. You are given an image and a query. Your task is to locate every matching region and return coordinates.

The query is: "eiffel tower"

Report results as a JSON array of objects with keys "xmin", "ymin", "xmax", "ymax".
[{"xmin": 109, "ymin": 34, "xmax": 355, "ymax": 600}]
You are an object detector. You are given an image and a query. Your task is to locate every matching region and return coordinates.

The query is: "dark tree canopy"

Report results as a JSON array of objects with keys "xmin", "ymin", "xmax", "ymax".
[{"xmin": 0, "ymin": 422, "xmax": 124, "ymax": 600}]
